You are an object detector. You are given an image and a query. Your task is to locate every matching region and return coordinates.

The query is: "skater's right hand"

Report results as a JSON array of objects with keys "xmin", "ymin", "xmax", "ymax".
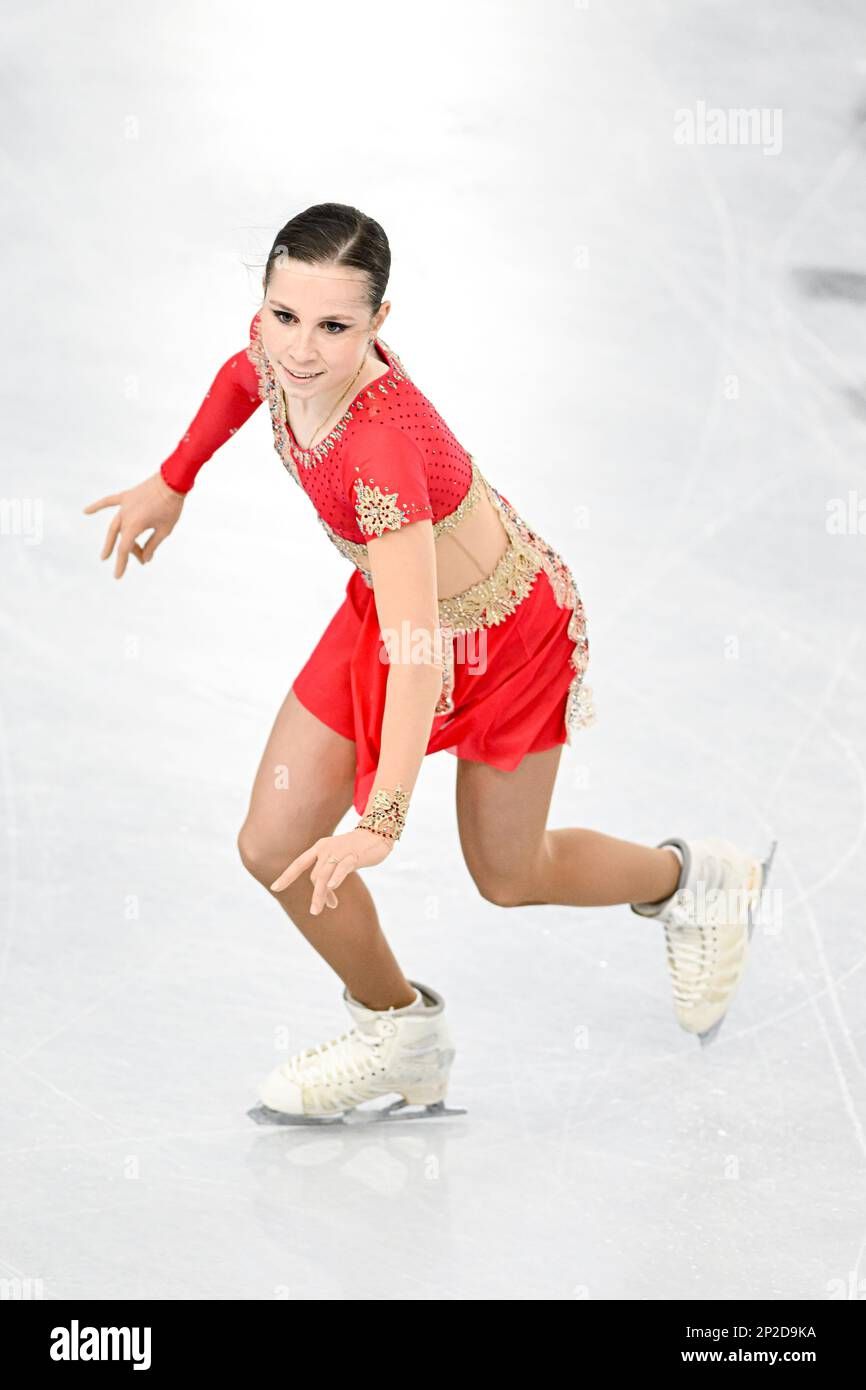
[{"xmin": 83, "ymin": 471, "xmax": 186, "ymax": 579}]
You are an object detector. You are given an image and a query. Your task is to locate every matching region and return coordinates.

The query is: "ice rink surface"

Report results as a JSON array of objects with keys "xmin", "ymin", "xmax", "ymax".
[{"xmin": 2, "ymin": 0, "xmax": 865, "ymax": 1300}]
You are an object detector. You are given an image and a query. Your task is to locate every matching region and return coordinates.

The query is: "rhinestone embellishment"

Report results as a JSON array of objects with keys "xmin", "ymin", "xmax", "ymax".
[
  {"xmin": 245, "ymin": 313, "xmax": 595, "ymax": 739},
  {"xmin": 353, "ymin": 479, "xmax": 414, "ymax": 537}
]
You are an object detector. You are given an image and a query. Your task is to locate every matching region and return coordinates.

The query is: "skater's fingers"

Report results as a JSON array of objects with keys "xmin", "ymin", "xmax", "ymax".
[
  {"xmin": 140, "ymin": 527, "xmax": 167, "ymax": 563},
  {"xmin": 114, "ymin": 530, "xmax": 138, "ymax": 579},
  {"xmin": 314, "ymin": 852, "xmax": 356, "ymax": 903},
  {"xmin": 322, "ymin": 854, "xmax": 354, "ymax": 891},
  {"xmin": 309, "ymin": 869, "xmax": 335, "ymax": 916},
  {"xmin": 325, "ymin": 889, "xmax": 338, "ymax": 909},
  {"xmin": 269, "ymin": 848, "xmax": 314, "ymax": 893},
  {"xmin": 100, "ymin": 513, "xmax": 122, "ymax": 561},
  {"xmin": 308, "ymin": 850, "xmax": 356, "ymax": 915},
  {"xmin": 83, "ymin": 493, "xmax": 123, "ymax": 514}
]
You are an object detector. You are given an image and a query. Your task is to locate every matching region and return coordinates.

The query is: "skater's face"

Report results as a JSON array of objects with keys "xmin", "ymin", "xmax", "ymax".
[{"xmin": 260, "ymin": 258, "xmax": 390, "ymax": 402}]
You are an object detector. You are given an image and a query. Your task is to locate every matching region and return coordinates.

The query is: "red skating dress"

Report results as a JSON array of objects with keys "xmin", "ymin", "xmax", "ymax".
[{"xmin": 160, "ymin": 311, "xmax": 597, "ymax": 813}]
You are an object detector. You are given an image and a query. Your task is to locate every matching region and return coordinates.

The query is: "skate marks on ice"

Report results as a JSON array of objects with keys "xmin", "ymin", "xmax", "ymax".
[
  {"xmin": 791, "ymin": 266, "xmax": 866, "ymax": 418},
  {"xmin": 696, "ymin": 838, "xmax": 779, "ymax": 1051},
  {"xmin": 247, "ymin": 1096, "xmax": 468, "ymax": 1128}
]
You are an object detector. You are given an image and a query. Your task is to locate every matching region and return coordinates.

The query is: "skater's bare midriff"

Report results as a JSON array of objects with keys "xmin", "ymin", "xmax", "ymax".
[{"xmin": 434, "ymin": 486, "xmax": 512, "ymax": 600}]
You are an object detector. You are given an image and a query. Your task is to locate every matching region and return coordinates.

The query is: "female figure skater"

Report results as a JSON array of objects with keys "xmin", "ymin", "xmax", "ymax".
[{"xmin": 84, "ymin": 203, "xmax": 775, "ymax": 1125}]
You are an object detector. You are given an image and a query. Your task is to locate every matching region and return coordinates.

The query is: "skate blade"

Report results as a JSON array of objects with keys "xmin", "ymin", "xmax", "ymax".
[
  {"xmin": 696, "ymin": 837, "xmax": 779, "ymax": 1049},
  {"xmin": 697, "ymin": 1016, "xmax": 725, "ymax": 1048},
  {"xmin": 747, "ymin": 836, "xmax": 778, "ymax": 942},
  {"xmin": 247, "ymin": 1097, "xmax": 467, "ymax": 1128}
]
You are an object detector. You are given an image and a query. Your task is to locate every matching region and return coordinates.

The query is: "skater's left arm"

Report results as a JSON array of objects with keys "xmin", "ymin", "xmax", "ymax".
[
  {"xmin": 361, "ymin": 516, "xmax": 445, "ymax": 806},
  {"xmin": 343, "ymin": 425, "xmax": 446, "ymax": 812},
  {"xmin": 268, "ymin": 434, "xmax": 443, "ymax": 914}
]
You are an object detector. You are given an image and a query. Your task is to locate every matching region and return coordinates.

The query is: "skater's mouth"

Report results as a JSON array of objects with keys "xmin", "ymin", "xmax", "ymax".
[{"xmin": 282, "ymin": 366, "xmax": 324, "ymax": 381}]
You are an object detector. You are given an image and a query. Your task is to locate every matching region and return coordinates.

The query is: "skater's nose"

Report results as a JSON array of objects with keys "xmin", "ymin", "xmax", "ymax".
[{"xmin": 286, "ymin": 325, "xmax": 317, "ymax": 358}]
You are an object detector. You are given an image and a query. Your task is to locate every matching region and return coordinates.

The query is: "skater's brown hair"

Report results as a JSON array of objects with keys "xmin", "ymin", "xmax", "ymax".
[{"xmin": 262, "ymin": 203, "xmax": 390, "ymax": 312}]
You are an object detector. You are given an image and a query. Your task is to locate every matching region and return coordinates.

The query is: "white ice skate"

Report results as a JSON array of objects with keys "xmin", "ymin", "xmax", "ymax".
[
  {"xmin": 247, "ymin": 980, "xmax": 467, "ymax": 1126},
  {"xmin": 631, "ymin": 836, "xmax": 778, "ymax": 1047}
]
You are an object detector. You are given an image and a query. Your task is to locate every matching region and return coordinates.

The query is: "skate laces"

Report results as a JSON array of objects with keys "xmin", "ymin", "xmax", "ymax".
[
  {"xmin": 663, "ymin": 855, "xmax": 725, "ymax": 1009},
  {"xmin": 660, "ymin": 850, "xmax": 753, "ymax": 1010},
  {"xmin": 664, "ymin": 912, "xmax": 719, "ymax": 1007},
  {"xmin": 280, "ymin": 1021, "xmax": 389, "ymax": 1097}
]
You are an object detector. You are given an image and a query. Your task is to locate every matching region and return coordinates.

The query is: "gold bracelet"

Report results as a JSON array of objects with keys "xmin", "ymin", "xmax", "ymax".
[{"xmin": 356, "ymin": 783, "xmax": 410, "ymax": 841}]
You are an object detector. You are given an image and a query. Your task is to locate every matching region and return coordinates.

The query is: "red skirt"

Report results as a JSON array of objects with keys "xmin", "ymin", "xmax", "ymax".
[{"xmin": 291, "ymin": 562, "xmax": 592, "ymax": 815}]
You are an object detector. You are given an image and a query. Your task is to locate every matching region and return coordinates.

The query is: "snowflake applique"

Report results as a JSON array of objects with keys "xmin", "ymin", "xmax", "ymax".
[{"xmin": 353, "ymin": 479, "xmax": 407, "ymax": 537}]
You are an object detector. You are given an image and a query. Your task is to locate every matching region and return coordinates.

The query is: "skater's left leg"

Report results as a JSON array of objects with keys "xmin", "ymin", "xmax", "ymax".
[{"xmin": 456, "ymin": 745, "xmax": 681, "ymax": 909}]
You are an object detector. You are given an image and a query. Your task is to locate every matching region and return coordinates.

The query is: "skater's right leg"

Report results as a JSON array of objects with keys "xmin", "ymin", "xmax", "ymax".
[{"xmin": 237, "ymin": 687, "xmax": 416, "ymax": 1011}]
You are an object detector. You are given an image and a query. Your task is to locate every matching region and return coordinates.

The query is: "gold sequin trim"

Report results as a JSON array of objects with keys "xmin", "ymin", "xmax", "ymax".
[
  {"xmin": 481, "ymin": 480, "xmax": 597, "ymax": 743},
  {"xmin": 427, "ymin": 470, "xmax": 597, "ymax": 728},
  {"xmin": 431, "ymin": 533, "xmax": 543, "ymax": 718},
  {"xmin": 432, "ymin": 459, "xmax": 482, "ymax": 536},
  {"xmin": 353, "ymin": 479, "xmax": 424, "ymax": 537},
  {"xmin": 436, "ymin": 537, "xmax": 542, "ymax": 628}
]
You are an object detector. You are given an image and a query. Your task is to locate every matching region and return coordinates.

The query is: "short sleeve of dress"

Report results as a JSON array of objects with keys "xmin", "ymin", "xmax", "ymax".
[{"xmin": 341, "ymin": 426, "xmax": 434, "ymax": 542}]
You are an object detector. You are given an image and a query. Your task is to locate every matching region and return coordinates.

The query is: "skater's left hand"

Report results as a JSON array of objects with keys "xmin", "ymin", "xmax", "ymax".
[{"xmin": 269, "ymin": 829, "xmax": 395, "ymax": 915}]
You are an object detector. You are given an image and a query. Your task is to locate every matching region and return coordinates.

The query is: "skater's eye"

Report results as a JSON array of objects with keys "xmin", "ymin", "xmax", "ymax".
[{"xmin": 271, "ymin": 309, "xmax": 348, "ymax": 334}]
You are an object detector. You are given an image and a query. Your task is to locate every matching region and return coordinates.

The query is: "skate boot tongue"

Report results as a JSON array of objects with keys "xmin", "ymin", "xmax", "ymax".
[{"xmin": 342, "ymin": 985, "xmax": 426, "ymax": 1031}]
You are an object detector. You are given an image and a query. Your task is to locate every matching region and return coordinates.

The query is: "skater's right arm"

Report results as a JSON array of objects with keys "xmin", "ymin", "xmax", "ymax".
[
  {"xmin": 157, "ymin": 310, "xmax": 265, "ymax": 495},
  {"xmin": 83, "ymin": 311, "xmax": 266, "ymax": 578}
]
